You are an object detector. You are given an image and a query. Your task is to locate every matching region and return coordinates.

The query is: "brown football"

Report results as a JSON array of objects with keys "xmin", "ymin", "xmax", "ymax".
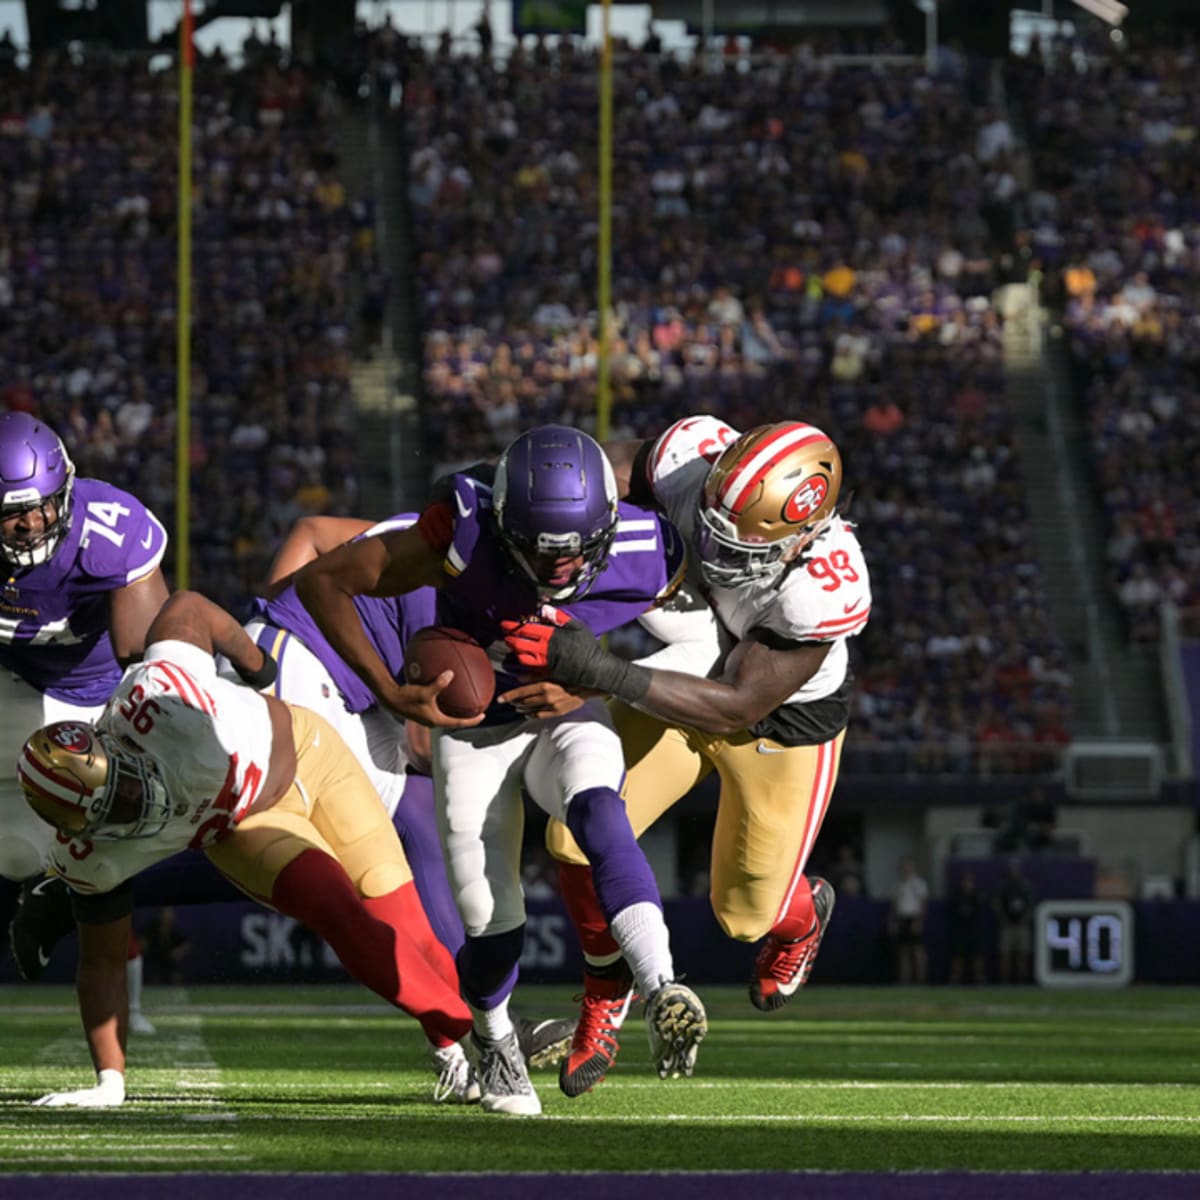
[{"xmin": 403, "ymin": 626, "xmax": 495, "ymax": 719}]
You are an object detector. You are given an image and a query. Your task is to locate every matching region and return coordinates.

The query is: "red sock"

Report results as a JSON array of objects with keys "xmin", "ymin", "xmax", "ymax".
[
  {"xmin": 360, "ymin": 888, "xmax": 463, "ymax": 1046},
  {"xmin": 363, "ymin": 886, "xmax": 462, "ymax": 1022},
  {"xmin": 772, "ymin": 875, "xmax": 816, "ymax": 941},
  {"xmin": 271, "ymin": 850, "xmax": 471, "ymax": 1047},
  {"xmin": 558, "ymin": 862, "xmax": 621, "ymax": 960}
]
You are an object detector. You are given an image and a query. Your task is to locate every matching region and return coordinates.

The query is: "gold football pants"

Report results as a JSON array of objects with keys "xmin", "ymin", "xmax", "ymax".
[
  {"xmin": 546, "ymin": 701, "xmax": 843, "ymax": 942},
  {"xmin": 205, "ymin": 704, "xmax": 413, "ymax": 904}
]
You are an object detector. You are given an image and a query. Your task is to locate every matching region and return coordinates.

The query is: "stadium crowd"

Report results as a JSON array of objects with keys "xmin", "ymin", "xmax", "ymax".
[
  {"xmin": 1018, "ymin": 35, "xmax": 1200, "ymax": 642},
  {"xmin": 0, "ymin": 47, "xmax": 373, "ymax": 610},
  {"xmin": 0, "ymin": 28, "xmax": 1082, "ymax": 772},
  {"xmin": 399, "ymin": 37, "xmax": 1072, "ymax": 768}
]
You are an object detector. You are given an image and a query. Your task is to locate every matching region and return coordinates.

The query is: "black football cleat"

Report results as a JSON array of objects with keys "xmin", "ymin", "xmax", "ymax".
[
  {"xmin": 512, "ymin": 1011, "xmax": 577, "ymax": 1070},
  {"xmin": 9, "ymin": 874, "xmax": 75, "ymax": 982}
]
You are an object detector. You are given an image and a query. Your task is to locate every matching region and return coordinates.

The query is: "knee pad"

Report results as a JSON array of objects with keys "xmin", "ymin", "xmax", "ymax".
[
  {"xmin": 456, "ymin": 877, "xmax": 526, "ymax": 939},
  {"xmin": 564, "ymin": 787, "xmax": 631, "ymax": 861},
  {"xmin": 359, "ymin": 860, "xmax": 410, "ymax": 898},
  {"xmin": 0, "ymin": 837, "xmax": 47, "ymax": 883}
]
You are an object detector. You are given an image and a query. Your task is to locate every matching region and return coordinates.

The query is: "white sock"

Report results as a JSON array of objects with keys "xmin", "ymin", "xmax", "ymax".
[
  {"xmin": 469, "ymin": 997, "xmax": 514, "ymax": 1042},
  {"xmin": 127, "ymin": 954, "xmax": 144, "ymax": 1016},
  {"xmin": 610, "ymin": 901, "xmax": 674, "ymax": 997}
]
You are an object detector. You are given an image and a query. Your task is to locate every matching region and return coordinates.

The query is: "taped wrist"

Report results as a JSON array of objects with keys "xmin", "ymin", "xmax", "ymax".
[
  {"xmin": 560, "ymin": 645, "xmax": 650, "ymax": 703},
  {"xmin": 545, "ymin": 622, "xmax": 652, "ymax": 702}
]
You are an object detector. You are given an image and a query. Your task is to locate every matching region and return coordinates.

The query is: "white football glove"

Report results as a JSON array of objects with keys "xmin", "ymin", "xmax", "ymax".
[{"xmin": 33, "ymin": 1068, "xmax": 125, "ymax": 1108}]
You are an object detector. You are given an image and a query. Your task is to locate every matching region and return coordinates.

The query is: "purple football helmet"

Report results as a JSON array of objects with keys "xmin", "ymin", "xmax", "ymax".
[
  {"xmin": 0, "ymin": 413, "xmax": 76, "ymax": 569},
  {"xmin": 492, "ymin": 425, "xmax": 619, "ymax": 600}
]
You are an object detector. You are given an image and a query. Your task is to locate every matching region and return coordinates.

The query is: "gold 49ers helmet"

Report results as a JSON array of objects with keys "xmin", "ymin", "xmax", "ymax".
[
  {"xmin": 696, "ymin": 421, "xmax": 842, "ymax": 589},
  {"xmin": 18, "ymin": 721, "xmax": 171, "ymax": 841}
]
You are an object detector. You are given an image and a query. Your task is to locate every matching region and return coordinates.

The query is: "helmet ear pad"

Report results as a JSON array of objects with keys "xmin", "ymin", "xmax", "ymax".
[{"xmin": 492, "ymin": 424, "xmax": 619, "ymax": 600}]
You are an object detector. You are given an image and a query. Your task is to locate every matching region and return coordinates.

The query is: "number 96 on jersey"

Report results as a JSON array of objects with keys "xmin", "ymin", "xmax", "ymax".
[{"xmin": 1034, "ymin": 900, "xmax": 1135, "ymax": 988}]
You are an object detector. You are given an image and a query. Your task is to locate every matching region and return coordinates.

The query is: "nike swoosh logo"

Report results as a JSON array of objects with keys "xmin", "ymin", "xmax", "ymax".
[
  {"xmin": 843, "ymin": 599, "xmax": 863, "ymax": 614},
  {"xmin": 756, "ymin": 742, "xmax": 788, "ymax": 755},
  {"xmin": 30, "ymin": 878, "xmax": 57, "ymax": 897},
  {"xmin": 141, "ymin": 528, "xmax": 154, "ymax": 549},
  {"xmin": 454, "ymin": 489, "xmax": 472, "ymax": 521},
  {"xmin": 37, "ymin": 948, "xmax": 50, "ymax": 967}
]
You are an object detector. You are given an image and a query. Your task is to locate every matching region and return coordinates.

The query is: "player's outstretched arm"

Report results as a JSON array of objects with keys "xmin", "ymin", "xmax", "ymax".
[
  {"xmin": 34, "ymin": 913, "xmax": 131, "ymax": 1108},
  {"xmin": 145, "ymin": 590, "xmax": 275, "ymax": 686},
  {"xmin": 260, "ymin": 515, "xmax": 375, "ymax": 599},
  {"xmin": 108, "ymin": 567, "xmax": 170, "ymax": 667},
  {"xmin": 294, "ymin": 526, "xmax": 483, "ymax": 728},
  {"xmin": 505, "ymin": 618, "xmax": 829, "ymax": 735}
]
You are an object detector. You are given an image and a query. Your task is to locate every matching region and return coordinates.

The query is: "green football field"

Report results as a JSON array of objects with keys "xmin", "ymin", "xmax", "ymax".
[{"xmin": 1, "ymin": 984, "xmax": 1198, "ymax": 1175}]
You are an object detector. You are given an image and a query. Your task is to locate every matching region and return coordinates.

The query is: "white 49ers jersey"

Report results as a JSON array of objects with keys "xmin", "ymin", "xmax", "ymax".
[
  {"xmin": 48, "ymin": 639, "xmax": 273, "ymax": 895},
  {"xmin": 646, "ymin": 417, "xmax": 871, "ymax": 705}
]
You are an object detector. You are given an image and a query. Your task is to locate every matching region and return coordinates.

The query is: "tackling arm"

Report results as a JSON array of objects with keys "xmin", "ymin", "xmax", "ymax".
[
  {"xmin": 145, "ymin": 590, "xmax": 274, "ymax": 686},
  {"xmin": 629, "ymin": 635, "xmax": 830, "ymax": 734},
  {"xmin": 505, "ymin": 619, "xmax": 829, "ymax": 735}
]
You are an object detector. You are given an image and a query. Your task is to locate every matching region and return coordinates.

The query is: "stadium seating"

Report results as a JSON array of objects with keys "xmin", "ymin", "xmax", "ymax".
[
  {"xmin": 1021, "ymin": 36, "xmax": 1200, "ymax": 642},
  {"xmin": 0, "ymin": 50, "xmax": 370, "ymax": 609},
  {"xmin": 400, "ymin": 41, "xmax": 1072, "ymax": 765}
]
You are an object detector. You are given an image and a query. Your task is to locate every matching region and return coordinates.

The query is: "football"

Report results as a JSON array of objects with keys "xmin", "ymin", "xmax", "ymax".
[{"xmin": 402, "ymin": 626, "xmax": 495, "ymax": 719}]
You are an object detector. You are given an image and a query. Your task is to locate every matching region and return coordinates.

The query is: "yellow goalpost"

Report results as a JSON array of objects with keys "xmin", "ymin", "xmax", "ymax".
[{"xmin": 175, "ymin": 0, "xmax": 194, "ymax": 589}]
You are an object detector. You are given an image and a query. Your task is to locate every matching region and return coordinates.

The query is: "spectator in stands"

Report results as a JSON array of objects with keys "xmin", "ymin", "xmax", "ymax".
[{"xmin": 401, "ymin": 42, "xmax": 1069, "ymax": 763}]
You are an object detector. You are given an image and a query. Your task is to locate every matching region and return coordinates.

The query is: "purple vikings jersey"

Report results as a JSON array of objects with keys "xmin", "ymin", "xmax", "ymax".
[
  {"xmin": 255, "ymin": 515, "xmax": 437, "ymax": 714},
  {"xmin": 435, "ymin": 475, "xmax": 687, "ymax": 718},
  {"xmin": 0, "ymin": 478, "xmax": 167, "ymax": 705}
]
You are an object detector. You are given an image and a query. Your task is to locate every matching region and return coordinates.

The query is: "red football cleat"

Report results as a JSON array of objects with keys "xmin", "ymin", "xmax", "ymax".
[
  {"xmin": 750, "ymin": 877, "xmax": 836, "ymax": 1011},
  {"xmin": 558, "ymin": 966, "xmax": 636, "ymax": 1097}
]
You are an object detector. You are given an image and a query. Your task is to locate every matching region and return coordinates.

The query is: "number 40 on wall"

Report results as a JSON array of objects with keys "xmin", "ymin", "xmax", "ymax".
[{"xmin": 1034, "ymin": 900, "xmax": 1135, "ymax": 988}]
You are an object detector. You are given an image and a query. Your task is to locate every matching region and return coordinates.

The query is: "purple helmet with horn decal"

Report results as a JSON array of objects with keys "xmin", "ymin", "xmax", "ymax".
[{"xmin": 492, "ymin": 424, "xmax": 619, "ymax": 601}]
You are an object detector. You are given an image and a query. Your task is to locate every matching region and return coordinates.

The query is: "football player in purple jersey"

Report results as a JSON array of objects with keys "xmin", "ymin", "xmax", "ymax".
[
  {"xmin": 0, "ymin": 412, "xmax": 164, "ymax": 1032},
  {"xmin": 294, "ymin": 425, "xmax": 708, "ymax": 1116},
  {"xmin": 245, "ymin": 514, "xmax": 575, "ymax": 1085}
]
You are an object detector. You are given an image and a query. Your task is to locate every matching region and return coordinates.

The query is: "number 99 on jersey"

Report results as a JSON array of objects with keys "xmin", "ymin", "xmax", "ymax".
[{"xmin": 1034, "ymin": 900, "xmax": 1134, "ymax": 988}]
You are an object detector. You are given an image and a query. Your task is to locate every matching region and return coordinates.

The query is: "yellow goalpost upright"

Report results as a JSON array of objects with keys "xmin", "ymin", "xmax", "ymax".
[
  {"xmin": 595, "ymin": 0, "xmax": 614, "ymax": 443},
  {"xmin": 175, "ymin": 0, "xmax": 195, "ymax": 589}
]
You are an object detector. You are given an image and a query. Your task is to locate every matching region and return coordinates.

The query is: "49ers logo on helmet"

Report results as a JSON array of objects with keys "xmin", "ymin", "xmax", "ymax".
[
  {"xmin": 51, "ymin": 723, "xmax": 92, "ymax": 753},
  {"xmin": 783, "ymin": 476, "xmax": 828, "ymax": 524}
]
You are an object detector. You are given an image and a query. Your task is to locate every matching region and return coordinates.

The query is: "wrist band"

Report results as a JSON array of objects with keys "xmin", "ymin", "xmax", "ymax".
[{"xmin": 235, "ymin": 650, "xmax": 278, "ymax": 691}]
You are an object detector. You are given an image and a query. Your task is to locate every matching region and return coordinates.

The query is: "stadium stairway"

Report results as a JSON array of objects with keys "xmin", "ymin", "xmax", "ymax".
[
  {"xmin": 1003, "ymin": 286, "xmax": 1168, "ymax": 741},
  {"xmin": 336, "ymin": 94, "xmax": 429, "ymax": 518}
]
